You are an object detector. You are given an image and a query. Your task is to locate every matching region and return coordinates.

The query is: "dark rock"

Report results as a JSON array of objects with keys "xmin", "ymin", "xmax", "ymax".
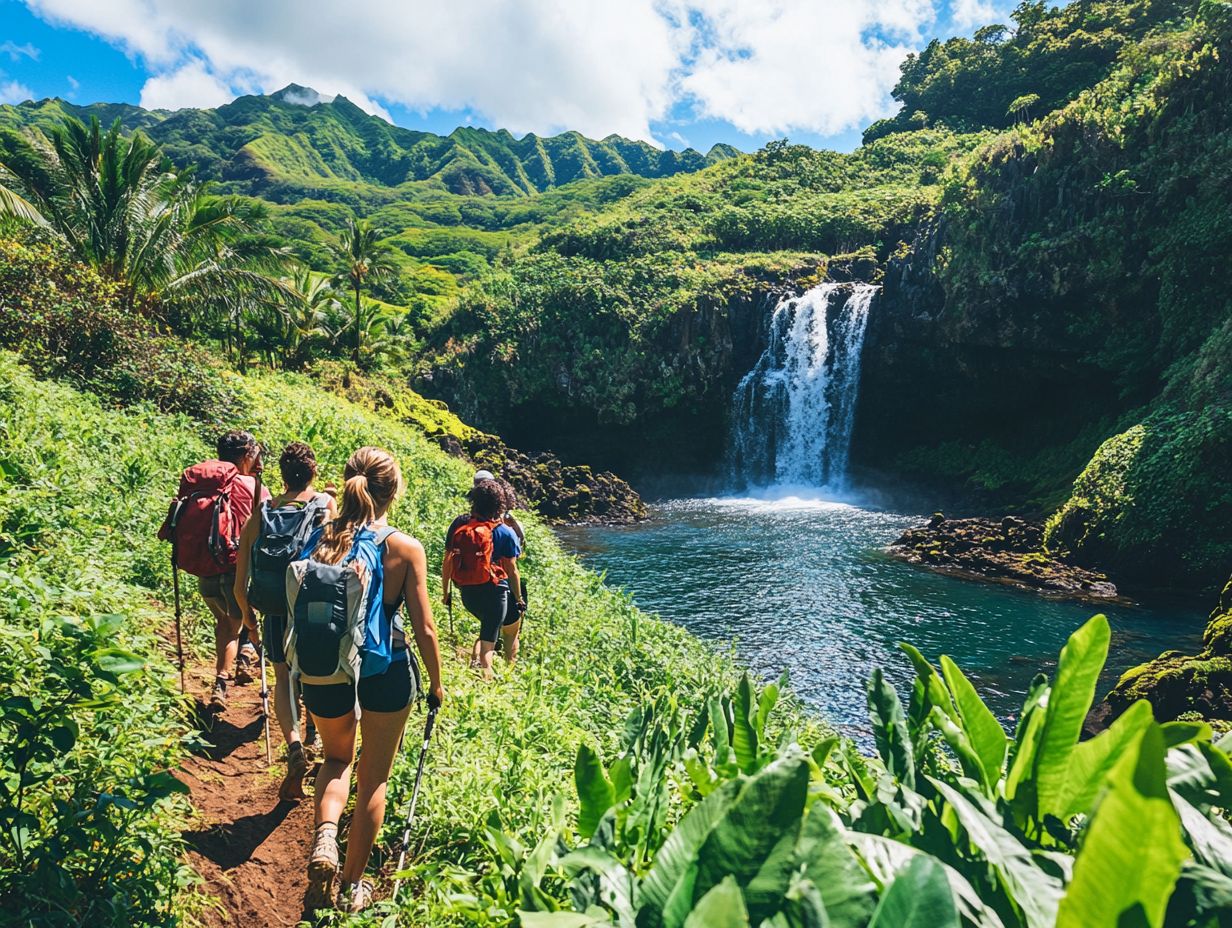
[
  {"xmin": 430, "ymin": 429, "xmax": 647, "ymax": 525},
  {"xmin": 1088, "ymin": 576, "xmax": 1232, "ymax": 732},
  {"xmin": 887, "ymin": 515, "xmax": 1122, "ymax": 603}
]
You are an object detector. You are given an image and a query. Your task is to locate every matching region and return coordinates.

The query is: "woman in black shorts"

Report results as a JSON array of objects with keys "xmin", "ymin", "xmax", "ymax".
[{"xmin": 299, "ymin": 447, "xmax": 444, "ymax": 913}]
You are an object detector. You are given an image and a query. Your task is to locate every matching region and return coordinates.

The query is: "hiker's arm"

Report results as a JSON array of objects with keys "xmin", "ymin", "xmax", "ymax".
[
  {"xmin": 402, "ymin": 538, "xmax": 444, "ymax": 705},
  {"xmin": 233, "ymin": 514, "xmax": 259, "ymax": 635},
  {"xmin": 501, "ymin": 557, "xmax": 524, "ymax": 607},
  {"xmin": 505, "ymin": 513, "xmax": 525, "ymax": 547}
]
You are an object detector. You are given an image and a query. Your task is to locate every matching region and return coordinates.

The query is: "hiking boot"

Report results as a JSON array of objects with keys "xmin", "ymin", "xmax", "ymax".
[
  {"xmin": 208, "ymin": 677, "xmax": 228, "ymax": 712},
  {"xmin": 339, "ymin": 879, "xmax": 373, "ymax": 914},
  {"xmin": 279, "ymin": 744, "xmax": 309, "ymax": 801},
  {"xmin": 305, "ymin": 823, "xmax": 339, "ymax": 910},
  {"xmin": 234, "ymin": 644, "xmax": 259, "ymax": 685}
]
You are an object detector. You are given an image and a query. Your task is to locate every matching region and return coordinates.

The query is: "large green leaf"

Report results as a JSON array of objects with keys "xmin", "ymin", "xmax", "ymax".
[
  {"xmin": 694, "ymin": 751, "xmax": 810, "ymax": 912},
  {"xmin": 847, "ymin": 833, "xmax": 1006, "ymax": 928},
  {"xmin": 576, "ymin": 744, "xmax": 616, "ymax": 840},
  {"xmin": 868, "ymin": 856, "xmax": 960, "ymax": 928},
  {"xmin": 1005, "ymin": 673, "xmax": 1050, "ymax": 807},
  {"xmin": 561, "ymin": 846, "xmax": 637, "ymax": 928},
  {"xmin": 683, "ymin": 877, "xmax": 749, "ymax": 928},
  {"xmin": 733, "ymin": 674, "xmax": 759, "ymax": 774},
  {"xmin": 794, "ymin": 805, "xmax": 876, "ymax": 928},
  {"xmin": 940, "ymin": 655, "xmax": 1008, "ymax": 791},
  {"xmin": 1056, "ymin": 724, "xmax": 1189, "ymax": 928},
  {"xmin": 639, "ymin": 780, "xmax": 742, "ymax": 928},
  {"xmin": 1059, "ymin": 698, "xmax": 1151, "ymax": 818},
  {"xmin": 1031, "ymin": 615, "xmax": 1111, "ymax": 822},
  {"xmin": 928, "ymin": 778, "xmax": 1063, "ymax": 928},
  {"xmin": 1172, "ymin": 790, "xmax": 1232, "ymax": 877},
  {"xmin": 520, "ymin": 913, "xmax": 614, "ymax": 928},
  {"xmin": 900, "ymin": 643, "xmax": 957, "ymax": 721},
  {"xmin": 868, "ymin": 669, "xmax": 915, "ymax": 788}
]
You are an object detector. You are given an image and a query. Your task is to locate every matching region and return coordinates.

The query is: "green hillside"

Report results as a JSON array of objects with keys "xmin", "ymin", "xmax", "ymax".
[{"xmin": 0, "ymin": 85, "xmax": 736, "ymax": 199}]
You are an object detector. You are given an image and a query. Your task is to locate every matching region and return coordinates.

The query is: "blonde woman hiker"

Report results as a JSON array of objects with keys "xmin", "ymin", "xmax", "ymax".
[
  {"xmin": 233, "ymin": 441, "xmax": 337, "ymax": 799},
  {"xmin": 284, "ymin": 447, "xmax": 444, "ymax": 912}
]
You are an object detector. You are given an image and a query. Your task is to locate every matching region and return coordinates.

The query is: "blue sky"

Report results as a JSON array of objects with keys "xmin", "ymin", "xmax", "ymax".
[{"xmin": 1, "ymin": 0, "xmax": 1012, "ymax": 153}]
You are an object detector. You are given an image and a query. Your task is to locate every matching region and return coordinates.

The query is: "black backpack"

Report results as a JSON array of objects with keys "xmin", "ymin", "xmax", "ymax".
[{"xmin": 247, "ymin": 497, "xmax": 329, "ymax": 615}]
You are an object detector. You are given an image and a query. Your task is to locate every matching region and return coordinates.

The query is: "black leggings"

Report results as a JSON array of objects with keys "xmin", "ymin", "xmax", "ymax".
[
  {"xmin": 461, "ymin": 581, "xmax": 518, "ymax": 643},
  {"xmin": 301, "ymin": 655, "xmax": 418, "ymax": 719}
]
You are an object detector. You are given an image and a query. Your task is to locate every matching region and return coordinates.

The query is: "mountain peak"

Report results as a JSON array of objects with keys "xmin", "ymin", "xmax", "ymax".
[{"xmin": 269, "ymin": 84, "xmax": 335, "ymax": 107}]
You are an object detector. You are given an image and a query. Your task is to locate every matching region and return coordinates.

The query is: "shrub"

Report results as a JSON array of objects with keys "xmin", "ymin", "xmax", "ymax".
[{"xmin": 0, "ymin": 237, "xmax": 247, "ymax": 425}]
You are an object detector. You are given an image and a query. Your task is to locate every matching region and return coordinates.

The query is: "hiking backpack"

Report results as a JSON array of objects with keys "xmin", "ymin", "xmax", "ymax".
[
  {"xmin": 158, "ymin": 461, "xmax": 242, "ymax": 578},
  {"xmin": 448, "ymin": 518, "xmax": 507, "ymax": 586},
  {"xmin": 246, "ymin": 496, "xmax": 330, "ymax": 615},
  {"xmin": 284, "ymin": 524, "xmax": 402, "ymax": 719}
]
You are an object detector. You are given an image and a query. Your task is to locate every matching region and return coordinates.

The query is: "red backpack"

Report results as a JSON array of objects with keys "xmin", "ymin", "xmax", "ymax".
[
  {"xmin": 158, "ymin": 461, "xmax": 242, "ymax": 577},
  {"xmin": 448, "ymin": 518, "xmax": 507, "ymax": 586}
]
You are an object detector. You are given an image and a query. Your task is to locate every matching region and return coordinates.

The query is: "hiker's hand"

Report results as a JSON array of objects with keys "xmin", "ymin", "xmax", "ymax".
[
  {"xmin": 427, "ymin": 685, "xmax": 443, "ymax": 710},
  {"xmin": 442, "ymin": 591, "xmax": 452, "ymax": 607}
]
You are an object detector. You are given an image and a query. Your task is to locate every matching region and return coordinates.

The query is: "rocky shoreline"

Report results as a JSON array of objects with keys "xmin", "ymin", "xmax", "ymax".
[
  {"xmin": 888, "ymin": 513, "xmax": 1123, "ymax": 603},
  {"xmin": 432, "ymin": 431, "xmax": 647, "ymax": 525},
  {"xmin": 1086, "ymin": 576, "xmax": 1232, "ymax": 734}
]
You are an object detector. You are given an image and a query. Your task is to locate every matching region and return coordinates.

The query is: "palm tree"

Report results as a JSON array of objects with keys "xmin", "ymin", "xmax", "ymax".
[
  {"xmin": 270, "ymin": 266, "xmax": 342, "ymax": 369},
  {"xmin": 0, "ymin": 115, "xmax": 286, "ymax": 312},
  {"xmin": 328, "ymin": 218, "xmax": 398, "ymax": 364}
]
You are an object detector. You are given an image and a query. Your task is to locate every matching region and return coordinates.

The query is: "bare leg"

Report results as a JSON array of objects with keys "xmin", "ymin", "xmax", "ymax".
[
  {"xmin": 340, "ymin": 705, "xmax": 413, "ymax": 883},
  {"xmin": 312, "ymin": 712, "xmax": 358, "ymax": 827},
  {"xmin": 272, "ymin": 662, "xmax": 299, "ymax": 747},
  {"xmin": 214, "ymin": 613, "xmax": 242, "ymax": 679},
  {"xmin": 475, "ymin": 640, "xmax": 497, "ymax": 679},
  {"xmin": 500, "ymin": 619, "xmax": 521, "ymax": 665}
]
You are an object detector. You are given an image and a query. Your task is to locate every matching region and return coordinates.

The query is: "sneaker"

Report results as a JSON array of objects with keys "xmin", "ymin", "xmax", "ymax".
[
  {"xmin": 208, "ymin": 677, "xmax": 228, "ymax": 712},
  {"xmin": 279, "ymin": 744, "xmax": 309, "ymax": 801},
  {"xmin": 339, "ymin": 879, "xmax": 373, "ymax": 914},
  {"xmin": 305, "ymin": 824, "xmax": 339, "ymax": 910}
]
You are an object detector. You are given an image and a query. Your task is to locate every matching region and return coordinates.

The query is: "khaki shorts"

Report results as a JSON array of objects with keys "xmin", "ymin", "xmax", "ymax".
[{"xmin": 199, "ymin": 572, "xmax": 241, "ymax": 623}]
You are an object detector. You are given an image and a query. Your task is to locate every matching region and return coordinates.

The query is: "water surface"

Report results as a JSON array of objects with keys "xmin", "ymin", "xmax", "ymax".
[{"xmin": 557, "ymin": 494, "xmax": 1206, "ymax": 739}]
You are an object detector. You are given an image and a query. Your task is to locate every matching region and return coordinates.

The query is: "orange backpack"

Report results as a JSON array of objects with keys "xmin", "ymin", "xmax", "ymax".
[{"xmin": 449, "ymin": 518, "xmax": 507, "ymax": 586}]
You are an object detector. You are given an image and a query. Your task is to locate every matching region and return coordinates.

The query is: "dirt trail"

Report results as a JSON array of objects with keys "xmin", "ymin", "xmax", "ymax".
[{"xmin": 177, "ymin": 663, "xmax": 316, "ymax": 927}]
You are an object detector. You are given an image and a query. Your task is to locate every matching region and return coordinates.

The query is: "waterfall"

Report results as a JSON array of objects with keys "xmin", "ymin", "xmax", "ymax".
[{"xmin": 729, "ymin": 282, "xmax": 877, "ymax": 490}]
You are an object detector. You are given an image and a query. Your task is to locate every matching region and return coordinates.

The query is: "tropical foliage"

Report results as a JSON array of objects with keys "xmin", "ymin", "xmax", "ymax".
[{"xmin": 498, "ymin": 618, "xmax": 1232, "ymax": 928}]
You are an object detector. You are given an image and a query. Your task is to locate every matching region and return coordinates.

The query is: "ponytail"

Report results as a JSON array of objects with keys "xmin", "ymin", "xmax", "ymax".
[{"xmin": 312, "ymin": 447, "xmax": 403, "ymax": 564}]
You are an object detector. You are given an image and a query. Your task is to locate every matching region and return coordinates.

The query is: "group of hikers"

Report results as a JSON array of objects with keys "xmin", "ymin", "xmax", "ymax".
[{"xmin": 159, "ymin": 430, "xmax": 528, "ymax": 912}]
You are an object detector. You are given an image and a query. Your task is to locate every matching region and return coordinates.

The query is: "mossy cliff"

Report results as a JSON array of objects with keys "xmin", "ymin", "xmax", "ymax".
[{"xmin": 1089, "ymin": 575, "xmax": 1232, "ymax": 731}]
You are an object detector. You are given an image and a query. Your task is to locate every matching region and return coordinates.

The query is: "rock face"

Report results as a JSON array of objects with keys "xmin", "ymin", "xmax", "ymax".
[
  {"xmin": 888, "ymin": 513, "xmax": 1121, "ymax": 602},
  {"xmin": 1090, "ymin": 576, "xmax": 1232, "ymax": 731},
  {"xmin": 433, "ymin": 431, "xmax": 646, "ymax": 525}
]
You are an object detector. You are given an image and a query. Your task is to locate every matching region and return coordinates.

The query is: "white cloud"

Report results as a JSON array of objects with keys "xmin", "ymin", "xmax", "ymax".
[
  {"xmin": 0, "ymin": 79, "xmax": 35, "ymax": 104},
  {"xmin": 950, "ymin": 0, "xmax": 1001, "ymax": 30},
  {"xmin": 0, "ymin": 41, "xmax": 40, "ymax": 61},
  {"xmin": 66, "ymin": 74, "xmax": 80, "ymax": 92},
  {"xmin": 139, "ymin": 59, "xmax": 233, "ymax": 110},
  {"xmin": 22, "ymin": 0, "xmax": 947, "ymax": 140}
]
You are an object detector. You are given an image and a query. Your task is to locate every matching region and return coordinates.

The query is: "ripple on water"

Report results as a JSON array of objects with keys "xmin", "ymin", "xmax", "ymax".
[{"xmin": 557, "ymin": 495, "xmax": 1206, "ymax": 733}]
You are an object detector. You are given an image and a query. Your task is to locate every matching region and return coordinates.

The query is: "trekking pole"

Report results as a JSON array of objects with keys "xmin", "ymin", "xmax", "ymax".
[
  {"xmin": 252, "ymin": 456, "xmax": 272, "ymax": 765},
  {"xmin": 446, "ymin": 598, "xmax": 455, "ymax": 644},
  {"xmin": 171, "ymin": 544, "xmax": 186, "ymax": 693},
  {"xmin": 259, "ymin": 642, "xmax": 272, "ymax": 765},
  {"xmin": 391, "ymin": 706, "xmax": 438, "ymax": 905}
]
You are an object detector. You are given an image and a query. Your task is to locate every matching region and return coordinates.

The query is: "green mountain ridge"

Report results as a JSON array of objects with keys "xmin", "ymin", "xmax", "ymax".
[{"xmin": 0, "ymin": 84, "xmax": 738, "ymax": 199}]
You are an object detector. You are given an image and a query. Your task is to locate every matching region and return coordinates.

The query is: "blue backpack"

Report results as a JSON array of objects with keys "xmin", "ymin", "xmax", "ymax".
[{"xmin": 284, "ymin": 524, "xmax": 402, "ymax": 720}]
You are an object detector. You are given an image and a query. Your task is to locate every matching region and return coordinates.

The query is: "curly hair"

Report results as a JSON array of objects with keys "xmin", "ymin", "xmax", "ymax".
[
  {"xmin": 467, "ymin": 479, "xmax": 505, "ymax": 521},
  {"xmin": 279, "ymin": 441, "xmax": 317, "ymax": 492}
]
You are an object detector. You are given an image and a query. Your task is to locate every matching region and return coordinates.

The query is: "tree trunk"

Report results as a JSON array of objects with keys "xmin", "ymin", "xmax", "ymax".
[{"xmin": 352, "ymin": 281, "xmax": 362, "ymax": 364}]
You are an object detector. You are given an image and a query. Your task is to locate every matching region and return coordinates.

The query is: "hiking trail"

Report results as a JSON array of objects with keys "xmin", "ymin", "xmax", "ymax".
[{"xmin": 177, "ymin": 659, "xmax": 315, "ymax": 927}]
